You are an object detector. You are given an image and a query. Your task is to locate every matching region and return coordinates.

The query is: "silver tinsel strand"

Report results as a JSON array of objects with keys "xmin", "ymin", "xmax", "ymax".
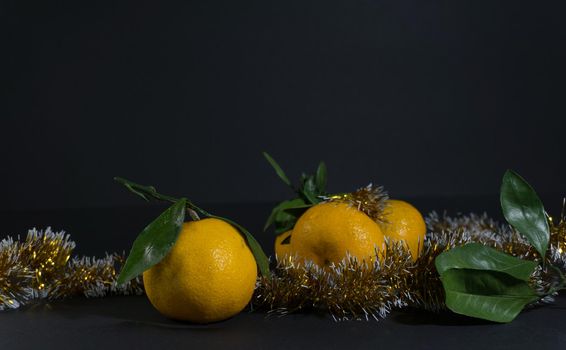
[{"xmin": 0, "ymin": 228, "xmax": 143, "ymax": 310}]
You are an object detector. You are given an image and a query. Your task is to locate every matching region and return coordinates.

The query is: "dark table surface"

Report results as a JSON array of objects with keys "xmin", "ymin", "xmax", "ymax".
[{"xmin": 1, "ymin": 196, "xmax": 566, "ymax": 349}]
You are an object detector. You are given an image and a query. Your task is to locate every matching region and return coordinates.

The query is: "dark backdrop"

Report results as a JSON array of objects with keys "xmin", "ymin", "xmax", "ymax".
[{"xmin": 3, "ymin": 0, "xmax": 566, "ymax": 210}]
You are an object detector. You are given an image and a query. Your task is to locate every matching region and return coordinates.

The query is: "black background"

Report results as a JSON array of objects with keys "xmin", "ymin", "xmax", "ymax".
[{"xmin": 3, "ymin": 0, "xmax": 566, "ymax": 210}]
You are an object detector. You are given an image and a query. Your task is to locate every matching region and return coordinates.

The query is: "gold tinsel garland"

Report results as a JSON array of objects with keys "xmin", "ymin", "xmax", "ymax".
[
  {"xmin": 1, "ymin": 211, "xmax": 565, "ymax": 319},
  {"xmin": 0, "ymin": 228, "xmax": 143, "ymax": 310},
  {"xmin": 254, "ymin": 241, "xmax": 415, "ymax": 321},
  {"xmin": 325, "ymin": 184, "xmax": 389, "ymax": 224}
]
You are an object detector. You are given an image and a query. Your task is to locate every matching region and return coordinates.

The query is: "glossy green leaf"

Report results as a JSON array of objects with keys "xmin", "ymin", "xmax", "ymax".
[
  {"xmin": 435, "ymin": 243, "xmax": 537, "ymax": 281},
  {"xmin": 302, "ymin": 175, "xmax": 317, "ymax": 194},
  {"xmin": 501, "ymin": 170, "xmax": 550, "ymax": 258},
  {"xmin": 274, "ymin": 221, "xmax": 295, "ymax": 235},
  {"xmin": 215, "ymin": 216, "xmax": 271, "ymax": 277},
  {"xmin": 301, "ymin": 191, "xmax": 319, "ymax": 205},
  {"xmin": 264, "ymin": 198, "xmax": 306, "ymax": 231},
  {"xmin": 117, "ymin": 198, "xmax": 187, "ymax": 284},
  {"xmin": 276, "ymin": 204, "xmax": 312, "ymax": 233},
  {"xmin": 315, "ymin": 161, "xmax": 327, "ymax": 193},
  {"xmin": 263, "ymin": 152, "xmax": 292, "ymax": 188},
  {"xmin": 440, "ymin": 268, "xmax": 539, "ymax": 323},
  {"xmin": 264, "ymin": 199, "xmax": 311, "ymax": 234},
  {"xmin": 281, "ymin": 203, "xmax": 313, "ymax": 217},
  {"xmin": 299, "ymin": 176, "xmax": 320, "ymax": 204}
]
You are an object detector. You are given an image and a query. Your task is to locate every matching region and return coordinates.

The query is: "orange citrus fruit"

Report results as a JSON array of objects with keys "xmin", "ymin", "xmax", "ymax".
[
  {"xmin": 143, "ymin": 218, "xmax": 257, "ymax": 323},
  {"xmin": 381, "ymin": 199, "xmax": 426, "ymax": 260},
  {"xmin": 290, "ymin": 201, "xmax": 385, "ymax": 267}
]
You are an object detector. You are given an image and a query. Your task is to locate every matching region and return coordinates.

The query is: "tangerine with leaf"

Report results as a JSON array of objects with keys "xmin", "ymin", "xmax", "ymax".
[{"xmin": 115, "ymin": 178, "xmax": 269, "ymax": 324}]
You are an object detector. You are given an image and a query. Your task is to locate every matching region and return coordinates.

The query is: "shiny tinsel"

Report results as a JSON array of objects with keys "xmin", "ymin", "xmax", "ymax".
[
  {"xmin": 3, "ymin": 211, "xmax": 566, "ymax": 319},
  {"xmin": 255, "ymin": 209, "xmax": 566, "ymax": 320},
  {"xmin": 0, "ymin": 228, "xmax": 143, "ymax": 310},
  {"xmin": 325, "ymin": 184, "xmax": 389, "ymax": 223},
  {"xmin": 549, "ymin": 201, "xmax": 566, "ymax": 271},
  {"xmin": 254, "ymin": 240, "xmax": 415, "ymax": 321}
]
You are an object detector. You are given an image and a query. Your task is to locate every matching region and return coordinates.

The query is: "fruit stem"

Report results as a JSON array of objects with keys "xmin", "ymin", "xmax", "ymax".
[{"xmin": 114, "ymin": 177, "xmax": 212, "ymax": 217}]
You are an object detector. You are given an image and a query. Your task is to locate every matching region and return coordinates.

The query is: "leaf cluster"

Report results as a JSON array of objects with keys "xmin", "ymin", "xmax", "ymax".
[
  {"xmin": 263, "ymin": 152, "xmax": 328, "ymax": 235},
  {"xmin": 435, "ymin": 170, "xmax": 562, "ymax": 323}
]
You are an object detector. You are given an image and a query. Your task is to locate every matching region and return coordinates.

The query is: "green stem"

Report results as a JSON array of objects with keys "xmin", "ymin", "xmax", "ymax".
[{"xmin": 114, "ymin": 177, "xmax": 212, "ymax": 217}]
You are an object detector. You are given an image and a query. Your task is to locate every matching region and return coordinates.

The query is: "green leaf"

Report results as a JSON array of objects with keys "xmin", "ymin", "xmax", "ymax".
[
  {"xmin": 281, "ymin": 204, "xmax": 313, "ymax": 217},
  {"xmin": 302, "ymin": 175, "xmax": 316, "ymax": 194},
  {"xmin": 263, "ymin": 152, "xmax": 292, "ymax": 188},
  {"xmin": 435, "ymin": 243, "xmax": 537, "ymax": 281},
  {"xmin": 274, "ymin": 220, "xmax": 295, "ymax": 235},
  {"xmin": 440, "ymin": 269, "xmax": 539, "ymax": 323},
  {"xmin": 264, "ymin": 198, "xmax": 306, "ymax": 231},
  {"xmin": 117, "ymin": 198, "xmax": 187, "ymax": 284},
  {"xmin": 276, "ymin": 203, "xmax": 312, "ymax": 234},
  {"xmin": 501, "ymin": 170, "xmax": 550, "ymax": 258},
  {"xmin": 435, "ymin": 243, "xmax": 540, "ymax": 322},
  {"xmin": 264, "ymin": 199, "xmax": 311, "ymax": 234},
  {"xmin": 215, "ymin": 216, "xmax": 271, "ymax": 278},
  {"xmin": 299, "ymin": 176, "xmax": 320, "ymax": 204},
  {"xmin": 315, "ymin": 161, "xmax": 327, "ymax": 193},
  {"xmin": 301, "ymin": 191, "xmax": 319, "ymax": 205}
]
